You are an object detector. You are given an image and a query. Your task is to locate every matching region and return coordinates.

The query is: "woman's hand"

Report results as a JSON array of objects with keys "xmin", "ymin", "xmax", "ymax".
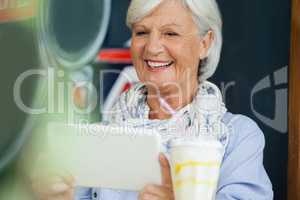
[
  {"xmin": 139, "ymin": 153, "xmax": 175, "ymax": 200},
  {"xmin": 29, "ymin": 154, "xmax": 75, "ymax": 200},
  {"xmin": 30, "ymin": 173, "xmax": 74, "ymax": 200}
]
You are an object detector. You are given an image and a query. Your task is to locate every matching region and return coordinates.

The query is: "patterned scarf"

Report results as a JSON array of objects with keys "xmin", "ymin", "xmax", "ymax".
[{"xmin": 106, "ymin": 81, "xmax": 229, "ymax": 150}]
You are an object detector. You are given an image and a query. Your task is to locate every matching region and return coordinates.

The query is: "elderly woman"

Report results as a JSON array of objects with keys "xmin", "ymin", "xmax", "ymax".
[{"xmin": 36, "ymin": 0, "xmax": 273, "ymax": 199}]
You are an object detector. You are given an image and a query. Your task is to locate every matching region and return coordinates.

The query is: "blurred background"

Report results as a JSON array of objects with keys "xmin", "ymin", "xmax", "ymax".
[{"xmin": 0, "ymin": 0, "xmax": 291, "ymax": 199}]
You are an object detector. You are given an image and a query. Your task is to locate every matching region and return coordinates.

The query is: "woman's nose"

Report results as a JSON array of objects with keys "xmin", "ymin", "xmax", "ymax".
[{"xmin": 144, "ymin": 33, "xmax": 164, "ymax": 56}]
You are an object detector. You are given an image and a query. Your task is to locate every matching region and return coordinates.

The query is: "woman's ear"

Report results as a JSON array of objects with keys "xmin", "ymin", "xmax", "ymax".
[{"xmin": 199, "ymin": 30, "xmax": 214, "ymax": 59}]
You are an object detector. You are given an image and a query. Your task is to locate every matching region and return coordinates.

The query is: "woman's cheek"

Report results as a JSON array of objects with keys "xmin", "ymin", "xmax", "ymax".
[{"xmin": 134, "ymin": 66, "xmax": 145, "ymax": 82}]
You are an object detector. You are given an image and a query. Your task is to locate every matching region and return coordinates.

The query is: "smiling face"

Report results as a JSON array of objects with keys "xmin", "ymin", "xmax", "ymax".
[{"xmin": 130, "ymin": 0, "xmax": 210, "ymax": 96}]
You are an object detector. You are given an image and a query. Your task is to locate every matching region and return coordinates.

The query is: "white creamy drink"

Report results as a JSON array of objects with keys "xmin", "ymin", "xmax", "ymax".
[{"xmin": 169, "ymin": 138, "xmax": 225, "ymax": 200}]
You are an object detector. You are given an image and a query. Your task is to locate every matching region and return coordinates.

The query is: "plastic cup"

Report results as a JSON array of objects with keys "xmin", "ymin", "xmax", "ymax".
[{"xmin": 169, "ymin": 138, "xmax": 224, "ymax": 200}]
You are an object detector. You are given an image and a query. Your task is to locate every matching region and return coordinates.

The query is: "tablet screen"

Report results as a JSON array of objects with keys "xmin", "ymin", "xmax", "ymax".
[{"xmin": 46, "ymin": 123, "xmax": 162, "ymax": 191}]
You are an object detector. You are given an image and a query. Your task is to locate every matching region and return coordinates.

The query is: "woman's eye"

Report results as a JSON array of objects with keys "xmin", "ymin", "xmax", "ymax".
[
  {"xmin": 165, "ymin": 32, "xmax": 179, "ymax": 36},
  {"xmin": 135, "ymin": 31, "xmax": 147, "ymax": 36}
]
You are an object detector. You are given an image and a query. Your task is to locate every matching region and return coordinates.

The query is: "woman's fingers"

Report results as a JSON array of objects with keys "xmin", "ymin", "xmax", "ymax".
[
  {"xmin": 31, "ymin": 174, "xmax": 74, "ymax": 200},
  {"xmin": 32, "ymin": 176, "xmax": 69, "ymax": 194},
  {"xmin": 139, "ymin": 193, "xmax": 160, "ymax": 200},
  {"xmin": 29, "ymin": 154, "xmax": 75, "ymax": 200},
  {"xmin": 159, "ymin": 153, "xmax": 173, "ymax": 187},
  {"xmin": 61, "ymin": 174, "xmax": 75, "ymax": 187},
  {"xmin": 50, "ymin": 182, "xmax": 70, "ymax": 194},
  {"xmin": 138, "ymin": 154, "xmax": 174, "ymax": 200},
  {"xmin": 139, "ymin": 184, "xmax": 174, "ymax": 200},
  {"xmin": 146, "ymin": 184, "xmax": 173, "ymax": 197},
  {"xmin": 32, "ymin": 181, "xmax": 69, "ymax": 199},
  {"xmin": 47, "ymin": 189, "xmax": 74, "ymax": 200}
]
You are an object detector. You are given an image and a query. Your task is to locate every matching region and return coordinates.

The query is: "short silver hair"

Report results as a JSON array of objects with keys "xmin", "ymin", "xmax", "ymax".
[{"xmin": 126, "ymin": 0, "xmax": 223, "ymax": 81}]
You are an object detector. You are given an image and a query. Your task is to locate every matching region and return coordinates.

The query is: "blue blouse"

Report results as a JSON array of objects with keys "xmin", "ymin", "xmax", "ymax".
[{"xmin": 74, "ymin": 112, "xmax": 273, "ymax": 200}]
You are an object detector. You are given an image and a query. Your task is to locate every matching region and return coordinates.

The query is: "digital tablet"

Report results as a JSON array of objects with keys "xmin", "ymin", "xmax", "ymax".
[{"xmin": 46, "ymin": 123, "xmax": 162, "ymax": 191}]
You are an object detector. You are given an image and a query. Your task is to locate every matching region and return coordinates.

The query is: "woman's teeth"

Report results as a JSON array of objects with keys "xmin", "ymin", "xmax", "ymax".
[{"xmin": 146, "ymin": 61, "xmax": 173, "ymax": 68}]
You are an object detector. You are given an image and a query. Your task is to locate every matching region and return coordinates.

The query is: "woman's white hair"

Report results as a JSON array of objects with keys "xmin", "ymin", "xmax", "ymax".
[{"xmin": 126, "ymin": 0, "xmax": 223, "ymax": 81}]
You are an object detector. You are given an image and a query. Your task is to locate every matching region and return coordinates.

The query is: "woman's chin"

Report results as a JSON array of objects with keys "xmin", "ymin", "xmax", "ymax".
[
  {"xmin": 139, "ymin": 65, "xmax": 178, "ymax": 88},
  {"xmin": 143, "ymin": 78, "xmax": 178, "ymax": 89}
]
